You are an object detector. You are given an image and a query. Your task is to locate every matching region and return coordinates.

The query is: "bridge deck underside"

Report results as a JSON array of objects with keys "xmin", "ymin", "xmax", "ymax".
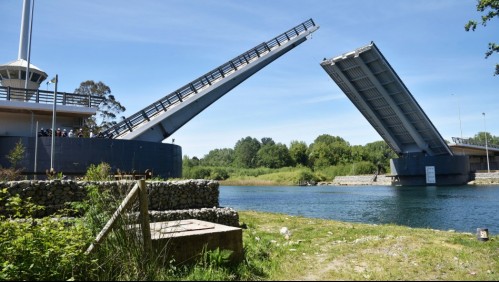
[{"xmin": 321, "ymin": 42, "xmax": 452, "ymax": 157}]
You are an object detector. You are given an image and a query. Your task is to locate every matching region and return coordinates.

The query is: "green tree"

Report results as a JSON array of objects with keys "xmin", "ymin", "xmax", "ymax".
[
  {"xmin": 209, "ymin": 167, "xmax": 229, "ymax": 180},
  {"xmin": 308, "ymin": 135, "xmax": 351, "ymax": 168},
  {"xmin": 312, "ymin": 134, "xmax": 348, "ymax": 146},
  {"xmin": 201, "ymin": 148, "xmax": 235, "ymax": 167},
  {"xmin": 350, "ymin": 145, "xmax": 366, "ymax": 163},
  {"xmin": 260, "ymin": 137, "xmax": 275, "ymax": 146},
  {"xmin": 465, "ymin": 0, "xmax": 499, "ymax": 75},
  {"xmin": 191, "ymin": 167, "xmax": 212, "ymax": 179},
  {"xmin": 308, "ymin": 142, "xmax": 334, "ymax": 168},
  {"xmin": 364, "ymin": 140, "xmax": 396, "ymax": 174},
  {"xmin": 1, "ymin": 139, "xmax": 26, "ymax": 181},
  {"xmin": 233, "ymin": 137, "xmax": 261, "ymax": 168},
  {"xmin": 289, "ymin": 140, "xmax": 308, "ymax": 166},
  {"xmin": 182, "ymin": 155, "xmax": 200, "ymax": 178},
  {"xmin": 469, "ymin": 131, "xmax": 499, "ymax": 145},
  {"xmin": 74, "ymin": 80, "xmax": 126, "ymax": 135},
  {"xmin": 6, "ymin": 139, "xmax": 25, "ymax": 169},
  {"xmin": 256, "ymin": 142, "xmax": 293, "ymax": 169}
]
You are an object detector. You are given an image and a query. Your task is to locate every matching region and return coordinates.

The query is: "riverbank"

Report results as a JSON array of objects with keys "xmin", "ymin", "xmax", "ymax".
[
  {"xmin": 219, "ymin": 173, "xmax": 499, "ymax": 186},
  {"xmin": 469, "ymin": 172, "xmax": 499, "ymax": 185},
  {"xmin": 325, "ymin": 172, "xmax": 499, "ymax": 186},
  {"xmin": 319, "ymin": 174, "xmax": 393, "ymax": 186},
  {"xmin": 239, "ymin": 210, "xmax": 498, "ymax": 280},
  {"xmin": 219, "ymin": 175, "xmax": 393, "ymax": 186}
]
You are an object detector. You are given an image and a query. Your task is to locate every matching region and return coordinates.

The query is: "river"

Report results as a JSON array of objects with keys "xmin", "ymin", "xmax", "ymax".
[{"xmin": 219, "ymin": 185, "xmax": 499, "ymax": 234}]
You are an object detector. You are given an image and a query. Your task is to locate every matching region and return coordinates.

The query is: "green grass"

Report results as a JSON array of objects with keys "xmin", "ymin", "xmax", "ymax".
[
  {"xmin": 238, "ymin": 210, "xmax": 499, "ymax": 281},
  {"xmin": 2, "ymin": 185, "xmax": 497, "ymax": 281}
]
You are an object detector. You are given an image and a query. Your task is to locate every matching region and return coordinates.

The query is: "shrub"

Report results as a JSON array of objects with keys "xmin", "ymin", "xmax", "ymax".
[
  {"xmin": 191, "ymin": 167, "xmax": 212, "ymax": 179},
  {"xmin": 0, "ymin": 190, "xmax": 95, "ymax": 281},
  {"xmin": 1, "ymin": 139, "xmax": 26, "ymax": 181},
  {"xmin": 6, "ymin": 139, "xmax": 25, "ymax": 169},
  {"xmin": 85, "ymin": 162, "xmax": 112, "ymax": 181},
  {"xmin": 210, "ymin": 168, "xmax": 229, "ymax": 180},
  {"xmin": 0, "ymin": 168, "xmax": 23, "ymax": 181}
]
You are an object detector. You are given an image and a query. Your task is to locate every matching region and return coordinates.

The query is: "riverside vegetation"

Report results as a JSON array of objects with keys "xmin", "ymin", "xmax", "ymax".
[
  {"xmin": 1, "ymin": 163, "xmax": 498, "ymax": 280},
  {"xmin": 183, "ymin": 133, "xmax": 499, "ymax": 186},
  {"xmin": 1, "ymin": 183, "xmax": 498, "ymax": 280},
  {"xmin": 1, "ymin": 136, "xmax": 498, "ymax": 280}
]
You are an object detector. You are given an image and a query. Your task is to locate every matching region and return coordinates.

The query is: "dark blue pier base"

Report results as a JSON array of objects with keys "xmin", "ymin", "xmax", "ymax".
[
  {"xmin": 390, "ymin": 154, "xmax": 470, "ymax": 186},
  {"xmin": 0, "ymin": 136, "xmax": 182, "ymax": 179}
]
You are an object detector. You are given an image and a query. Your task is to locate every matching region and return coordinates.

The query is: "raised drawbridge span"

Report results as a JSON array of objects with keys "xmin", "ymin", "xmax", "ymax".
[
  {"xmin": 321, "ymin": 42, "xmax": 452, "ymax": 157},
  {"xmin": 321, "ymin": 42, "xmax": 470, "ymax": 186},
  {"xmin": 102, "ymin": 19, "xmax": 318, "ymax": 142}
]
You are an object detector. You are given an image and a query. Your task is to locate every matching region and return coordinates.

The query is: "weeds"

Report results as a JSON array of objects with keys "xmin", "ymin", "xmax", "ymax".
[
  {"xmin": 84, "ymin": 162, "xmax": 112, "ymax": 181},
  {"xmin": 0, "ymin": 139, "xmax": 26, "ymax": 181},
  {"xmin": 0, "ymin": 190, "xmax": 94, "ymax": 281}
]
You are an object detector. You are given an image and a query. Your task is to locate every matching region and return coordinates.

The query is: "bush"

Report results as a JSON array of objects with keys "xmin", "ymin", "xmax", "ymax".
[
  {"xmin": 210, "ymin": 168, "xmax": 229, "ymax": 180},
  {"xmin": 85, "ymin": 162, "xmax": 112, "ymax": 181},
  {"xmin": 1, "ymin": 139, "xmax": 26, "ymax": 181},
  {"xmin": 0, "ymin": 190, "xmax": 95, "ymax": 281},
  {"xmin": 352, "ymin": 161, "xmax": 377, "ymax": 175},
  {"xmin": 6, "ymin": 139, "xmax": 25, "ymax": 169},
  {"xmin": 191, "ymin": 167, "xmax": 212, "ymax": 179},
  {"xmin": 294, "ymin": 169, "xmax": 318, "ymax": 185},
  {"xmin": 0, "ymin": 168, "xmax": 23, "ymax": 181}
]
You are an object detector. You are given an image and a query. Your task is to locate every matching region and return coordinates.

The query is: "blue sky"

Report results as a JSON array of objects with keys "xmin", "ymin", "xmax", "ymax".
[{"xmin": 1, "ymin": 0, "xmax": 498, "ymax": 158}]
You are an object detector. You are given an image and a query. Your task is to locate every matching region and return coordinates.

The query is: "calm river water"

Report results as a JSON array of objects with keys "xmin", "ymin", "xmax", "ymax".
[{"xmin": 219, "ymin": 185, "xmax": 499, "ymax": 234}]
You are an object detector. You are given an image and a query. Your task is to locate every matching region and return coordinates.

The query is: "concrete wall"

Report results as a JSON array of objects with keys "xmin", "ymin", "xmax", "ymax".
[
  {"xmin": 0, "ymin": 179, "xmax": 239, "ymax": 227},
  {"xmin": 469, "ymin": 172, "xmax": 499, "ymax": 185},
  {"xmin": 0, "ymin": 136, "xmax": 182, "ymax": 179},
  {"xmin": 328, "ymin": 174, "xmax": 393, "ymax": 186}
]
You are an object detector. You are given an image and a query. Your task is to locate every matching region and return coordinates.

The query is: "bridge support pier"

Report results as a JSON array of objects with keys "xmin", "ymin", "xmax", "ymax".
[{"xmin": 390, "ymin": 154, "xmax": 470, "ymax": 186}]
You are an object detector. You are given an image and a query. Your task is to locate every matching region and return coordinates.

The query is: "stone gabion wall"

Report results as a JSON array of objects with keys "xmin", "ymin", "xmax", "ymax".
[
  {"xmin": 147, "ymin": 179, "xmax": 219, "ymax": 210},
  {"xmin": 0, "ymin": 180, "xmax": 88, "ymax": 217},
  {"xmin": 0, "ymin": 179, "xmax": 237, "ymax": 226}
]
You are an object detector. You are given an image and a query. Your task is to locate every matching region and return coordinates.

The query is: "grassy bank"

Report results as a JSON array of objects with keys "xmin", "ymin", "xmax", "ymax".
[
  {"xmin": 2, "ymin": 189, "xmax": 497, "ymax": 280},
  {"xmin": 238, "ymin": 210, "xmax": 498, "ymax": 281}
]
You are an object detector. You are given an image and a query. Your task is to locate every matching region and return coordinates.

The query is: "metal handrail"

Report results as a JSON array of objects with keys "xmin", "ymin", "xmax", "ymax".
[
  {"xmin": 103, "ymin": 19, "xmax": 317, "ymax": 139},
  {"xmin": 452, "ymin": 137, "xmax": 499, "ymax": 149},
  {"xmin": 0, "ymin": 85, "xmax": 104, "ymax": 108}
]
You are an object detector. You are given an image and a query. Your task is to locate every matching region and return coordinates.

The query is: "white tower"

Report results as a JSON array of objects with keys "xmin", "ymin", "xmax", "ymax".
[{"xmin": 0, "ymin": 0, "xmax": 48, "ymax": 96}]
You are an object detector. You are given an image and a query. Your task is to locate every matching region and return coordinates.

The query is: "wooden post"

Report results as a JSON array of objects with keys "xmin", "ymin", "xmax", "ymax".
[
  {"xmin": 138, "ymin": 179, "xmax": 153, "ymax": 258},
  {"xmin": 85, "ymin": 183, "xmax": 140, "ymax": 255}
]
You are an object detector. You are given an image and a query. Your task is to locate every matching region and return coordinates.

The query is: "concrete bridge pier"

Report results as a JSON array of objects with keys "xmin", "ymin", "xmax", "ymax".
[{"xmin": 390, "ymin": 154, "xmax": 470, "ymax": 186}]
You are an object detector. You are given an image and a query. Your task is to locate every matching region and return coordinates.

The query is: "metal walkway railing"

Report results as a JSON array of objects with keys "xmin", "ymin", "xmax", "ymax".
[
  {"xmin": 102, "ymin": 19, "xmax": 317, "ymax": 139},
  {"xmin": 452, "ymin": 137, "xmax": 499, "ymax": 150},
  {"xmin": 0, "ymin": 86, "xmax": 103, "ymax": 108}
]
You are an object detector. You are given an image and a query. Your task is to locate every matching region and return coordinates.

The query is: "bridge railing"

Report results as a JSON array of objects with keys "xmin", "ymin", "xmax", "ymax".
[
  {"xmin": 104, "ymin": 19, "xmax": 317, "ymax": 139},
  {"xmin": 452, "ymin": 137, "xmax": 499, "ymax": 149},
  {"xmin": 0, "ymin": 86, "xmax": 103, "ymax": 108}
]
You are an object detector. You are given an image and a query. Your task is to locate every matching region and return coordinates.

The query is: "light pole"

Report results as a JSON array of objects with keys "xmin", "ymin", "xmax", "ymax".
[
  {"xmin": 452, "ymin": 94, "xmax": 463, "ymax": 139},
  {"xmin": 50, "ymin": 75, "xmax": 58, "ymax": 171},
  {"xmin": 482, "ymin": 112, "xmax": 490, "ymax": 173}
]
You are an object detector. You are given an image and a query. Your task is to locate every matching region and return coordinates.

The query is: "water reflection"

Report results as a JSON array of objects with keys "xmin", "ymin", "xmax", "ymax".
[{"xmin": 219, "ymin": 185, "xmax": 499, "ymax": 234}]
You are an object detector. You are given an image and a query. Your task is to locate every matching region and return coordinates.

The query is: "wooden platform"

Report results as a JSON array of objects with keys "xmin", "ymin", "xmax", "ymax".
[{"xmin": 140, "ymin": 219, "xmax": 243, "ymax": 265}]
